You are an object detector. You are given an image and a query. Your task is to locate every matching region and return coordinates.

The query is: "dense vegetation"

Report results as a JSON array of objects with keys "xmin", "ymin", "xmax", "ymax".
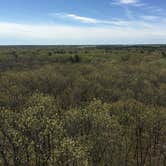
[{"xmin": 0, "ymin": 45, "xmax": 166, "ymax": 166}]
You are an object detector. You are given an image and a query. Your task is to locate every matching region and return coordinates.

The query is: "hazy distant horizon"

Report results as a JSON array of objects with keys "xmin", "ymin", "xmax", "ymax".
[{"xmin": 0, "ymin": 44, "xmax": 166, "ymax": 47}]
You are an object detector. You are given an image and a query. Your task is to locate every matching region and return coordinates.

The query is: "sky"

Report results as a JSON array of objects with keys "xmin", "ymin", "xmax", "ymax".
[{"xmin": 0, "ymin": 0, "xmax": 166, "ymax": 45}]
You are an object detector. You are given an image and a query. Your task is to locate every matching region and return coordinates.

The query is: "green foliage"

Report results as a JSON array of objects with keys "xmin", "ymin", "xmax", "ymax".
[{"xmin": 0, "ymin": 46, "xmax": 166, "ymax": 165}]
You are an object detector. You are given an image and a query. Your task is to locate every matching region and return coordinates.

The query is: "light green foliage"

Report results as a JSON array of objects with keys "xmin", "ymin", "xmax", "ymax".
[{"xmin": 0, "ymin": 46, "xmax": 166, "ymax": 166}]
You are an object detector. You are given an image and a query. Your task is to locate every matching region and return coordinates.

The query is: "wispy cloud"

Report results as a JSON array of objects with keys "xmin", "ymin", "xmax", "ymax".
[
  {"xmin": 51, "ymin": 13, "xmax": 122, "ymax": 25},
  {"xmin": 0, "ymin": 20, "xmax": 166, "ymax": 44},
  {"xmin": 51, "ymin": 12, "xmax": 164, "ymax": 28},
  {"xmin": 111, "ymin": 0, "xmax": 163, "ymax": 15},
  {"xmin": 111, "ymin": 0, "xmax": 144, "ymax": 6},
  {"xmin": 65, "ymin": 14, "xmax": 98, "ymax": 24},
  {"xmin": 140, "ymin": 15, "xmax": 160, "ymax": 21},
  {"xmin": 52, "ymin": 13, "xmax": 98, "ymax": 24},
  {"xmin": 119, "ymin": 0, "xmax": 138, "ymax": 4},
  {"xmin": 110, "ymin": 0, "xmax": 163, "ymax": 26},
  {"xmin": 1, "ymin": 5, "xmax": 166, "ymax": 44},
  {"xmin": 146, "ymin": 6, "xmax": 163, "ymax": 13}
]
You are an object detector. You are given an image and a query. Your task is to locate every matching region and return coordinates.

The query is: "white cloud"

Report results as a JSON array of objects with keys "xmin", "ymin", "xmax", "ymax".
[
  {"xmin": 51, "ymin": 13, "xmax": 98, "ymax": 24},
  {"xmin": 146, "ymin": 6, "xmax": 163, "ymax": 13},
  {"xmin": 51, "ymin": 12, "xmax": 148, "ymax": 26},
  {"xmin": 51, "ymin": 13, "xmax": 107, "ymax": 24},
  {"xmin": 111, "ymin": 0, "xmax": 144, "ymax": 6},
  {"xmin": 51, "ymin": 13, "xmax": 125, "ymax": 25},
  {"xmin": 65, "ymin": 14, "xmax": 98, "ymax": 24},
  {"xmin": 51, "ymin": 12, "xmax": 164, "ymax": 29},
  {"xmin": 119, "ymin": 0, "xmax": 138, "ymax": 4},
  {"xmin": 111, "ymin": 0, "xmax": 163, "ymax": 15},
  {"xmin": 140, "ymin": 15, "xmax": 159, "ymax": 21},
  {"xmin": 0, "ymin": 21, "xmax": 166, "ymax": 44}
]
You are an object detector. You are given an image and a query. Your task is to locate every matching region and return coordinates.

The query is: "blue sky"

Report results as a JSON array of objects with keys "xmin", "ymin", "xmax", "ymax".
[{"xmin": 0, "ymin": 0, "xmax": 166, "ymax": 44}]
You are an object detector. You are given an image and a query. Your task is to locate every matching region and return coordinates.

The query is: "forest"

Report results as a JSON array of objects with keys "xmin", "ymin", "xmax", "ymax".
[{"xmin": 0, "ymin": 45, "xmax": 166, "ymax": 166}]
